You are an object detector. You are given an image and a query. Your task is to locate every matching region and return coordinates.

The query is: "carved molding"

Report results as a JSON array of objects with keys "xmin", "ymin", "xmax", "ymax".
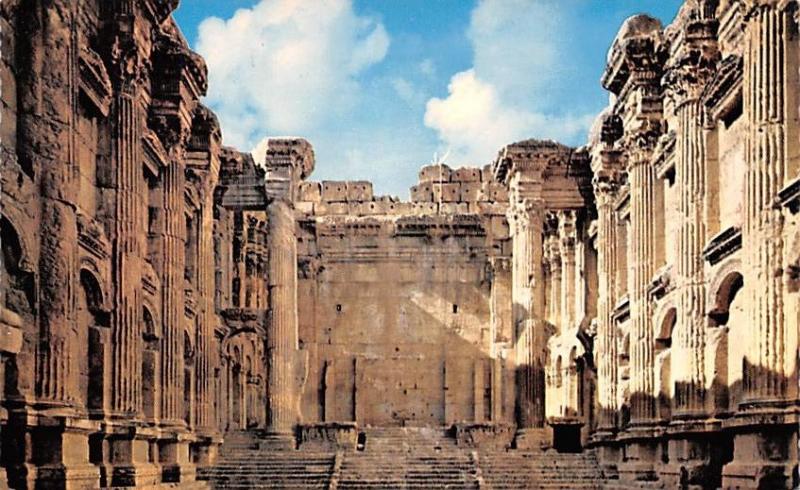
[
  {"xmin": 702, "ymin": 226, "xmax": 743, "ymax": 265},
  {"xmin": 78, "ymin": 45, "xmax": 112, "ymax": 116}
]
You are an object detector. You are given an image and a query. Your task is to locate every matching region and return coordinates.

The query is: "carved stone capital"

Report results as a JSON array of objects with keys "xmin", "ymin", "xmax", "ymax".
[{"xmin": 663, "ymin": 18, "xmax": 720, "ymax": 107}]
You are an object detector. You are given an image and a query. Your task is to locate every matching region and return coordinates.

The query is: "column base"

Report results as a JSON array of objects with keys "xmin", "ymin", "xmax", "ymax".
[
  {"xmin": 512, "ymin": 427, "xmax": 551, "ymax": 451},
  {"xmin": 15, "ymin": 463, "xmax": 100, "ymax": 490},
  {"xmin": 721, "ymin": 425, "xmax": 798, "ymax": 489},
  {"xmin": 258, "ymin": 432, "xmax": 297, "ymax": 451},
  {"xmin": 192, "ymin": 433, "xmax": 223, "ymax": 466},
  {"xmin": 658, "ymin": 419, "xmax": 729, "ymax": 489},
  {"xmin": 101, "ymin": 420, "xmax": 162, "ymax": 487},
  {"xmin": 617, "ymin": 424, "xmax": 666, "ymax": 484},
  {"xmin": 159, "ymin": 430, "xmax": 198, "ymax": 484}
]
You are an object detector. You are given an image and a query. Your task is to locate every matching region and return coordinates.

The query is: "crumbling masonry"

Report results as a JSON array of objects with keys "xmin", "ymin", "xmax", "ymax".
[{"xmin": 0, "ymin": 0, "xmax": 798, "ymax": 489}]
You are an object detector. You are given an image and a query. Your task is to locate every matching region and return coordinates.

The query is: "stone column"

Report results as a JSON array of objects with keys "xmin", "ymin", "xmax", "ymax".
[
  {"xmin": 558, "ymin": 210, "xmax": 578, "ymax": 332},
  {"xmin": 546, "ymin": 234, "xmax": 562, "ymax": 328},
  {"xmin": 16, "ymin": 2, "xmax": 99, "ymax": 488},
  {"xmin": 160, "ymin": 160, "xmax": 186, "ymax": 426},
  {"xmin": 110, "ymin": 88, "xmax": 144, "ymax": 417},
  {"xmin": 627, "ymin": 137, "xmax": 658, "ymax": 424},
  {"xmin": 741, "ymin": 0, "xmax": 792, "ymax": 405},
  {"xmin": 194, "ymin": 179, "xmax": 219, "ymax": 463},
  {"xmin": 266, "ymin": 199, "xmax": 299, "ymax": 438},
  {"xmin": 723, "ymin": 2, "xmax": 798, "ymax": 487},
  {"xmin": 28, "ymin": 0, "xmax": 80, "ymax": 410},
  {"xmin": 592, "ymin": 162, "xmax": 623, "ymax": 435},
  {"xmin": 673, "ymin": 98, "xmax": 709, "ymax": 416},
  {"xmin": 508, "ymin": 201, "xmax": 548, "ymax": 443}
]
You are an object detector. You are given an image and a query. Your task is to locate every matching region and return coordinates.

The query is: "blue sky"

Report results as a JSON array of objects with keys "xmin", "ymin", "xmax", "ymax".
[{"xmin": 174, "ymin": 0, "xmax": 682, "ymax": 197}]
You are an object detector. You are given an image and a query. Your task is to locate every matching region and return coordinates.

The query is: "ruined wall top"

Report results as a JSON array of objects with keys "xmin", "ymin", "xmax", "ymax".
[{"xmin": 295, "ymin": 162, "xmax": 509, "ymax": 219}]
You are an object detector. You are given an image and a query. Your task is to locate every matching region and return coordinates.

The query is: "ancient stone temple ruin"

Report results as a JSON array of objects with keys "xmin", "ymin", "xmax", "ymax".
[{"xmin": 1, "ymin": 0, "xmax": 799, "ymax": 488}]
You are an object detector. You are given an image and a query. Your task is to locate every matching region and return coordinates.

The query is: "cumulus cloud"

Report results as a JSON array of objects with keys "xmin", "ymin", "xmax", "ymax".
[
  {"xmin": 424, "ymin": 0, "xmax": 594, "ymax": 164},
  {"xmin": 196, "ymin": 0, "xmax": 389, "ymax": 150}
]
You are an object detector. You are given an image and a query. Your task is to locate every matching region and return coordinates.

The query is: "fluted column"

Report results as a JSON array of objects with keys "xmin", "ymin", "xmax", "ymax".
[
  {"xmin": 593, "ymin": 169, "xmax": 622, "ymax": 431},
  {"xmin": 559, "ymin": 211, "xmax": 577, "ymax": 332},
  {"xmin": 742, "ymin": 1, "xmax": 792, "ymax": 402},
  {"xmin": 628, "ymin": 145, "xmax": 658, "ymax": 423},
  {"xmin": 195, "ymin": 192, "xmax": 215, "ymax": 430},
  {"xmin": 160, "ymin": 160, "xmax": 186, "ymax": 425},
  {"xmin": 30, "ymin": 0, "xmax": 80, "ymax": 406},
  {"xmin": 266, "ymin": 200, "xmax": 299, "ymax": 434},
  {"xmin": 509, "ymin": 201, "xmax": 546, "ymax": 429},
  {"xmin": 546, "ymin": 235, "xmax": 562, "ymax": 328},
  {"xmin": 673, "ymin": 99, "xmax": 709, "ymax": 415},
  {"xmin": 110, "ymin": 88, "xmax": 144, "ymax": 415}
]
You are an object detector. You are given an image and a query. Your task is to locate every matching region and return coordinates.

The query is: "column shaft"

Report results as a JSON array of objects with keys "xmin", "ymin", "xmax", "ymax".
[
  {"xmin": 595, "ymin": 184, "xmax": 619, "ymax": 430},
  {"xmin": 674, "ymin": 100, "xmax": 708, "ymax": 414},
  {"xmin": 160, "ymin": 161, "xmax": 186, "ymax": 424},
  {"xmin": 743, "ymin": 4, "xmax": 790, "ymax": 401},
  {"xmin": 629, "ymin": 158, "xmax": 657, "ymax": 422},
  {"xmin": 111, "ymin": 91, "xmax": 144, "ymax": 414},
  {"xmin": 267, "ymin": 200, "xmax": 299, "ymax": 434}
]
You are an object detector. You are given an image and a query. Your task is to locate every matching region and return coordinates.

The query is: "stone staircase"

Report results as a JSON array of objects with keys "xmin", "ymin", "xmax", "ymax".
[
  {"xmin": 336, "ymin": 427, "xmax": 480, "ymax": 489},
  {"xmin": 199, "ymin": 428, "xmax": 611, "ymax": 489},
  {"xmin": 478, "ymin": 450, "xmax": 607, "ymax": 489},
  {"xmin": 197, "ymin": 431, "xmax": 336, "ymax": 489}
]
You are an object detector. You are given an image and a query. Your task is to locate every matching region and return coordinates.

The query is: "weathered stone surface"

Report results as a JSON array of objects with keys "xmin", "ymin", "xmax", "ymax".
[{"xmin": 2, "ymin": 1, "xmax": 798, "ymax": 489}]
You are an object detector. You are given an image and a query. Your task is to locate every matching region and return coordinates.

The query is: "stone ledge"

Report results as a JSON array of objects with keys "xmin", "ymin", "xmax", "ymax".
[
  {"xmin": 297, "ymin": 422, "xmax": 358, "ymax": 451},
  {"xmin": 451, "ymin": 422, "xmax": 515, "ymax": 450}
]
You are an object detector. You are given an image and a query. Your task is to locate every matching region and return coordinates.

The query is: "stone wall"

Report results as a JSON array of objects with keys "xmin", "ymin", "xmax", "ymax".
[{"xmin": 1, "ymin": 1, "xmax": 798, "ymax": 489}]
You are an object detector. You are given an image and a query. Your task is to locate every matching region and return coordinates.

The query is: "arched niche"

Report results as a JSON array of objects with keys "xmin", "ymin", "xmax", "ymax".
[
  {"xmin": 78, "ymin": 268, "xmax": 108, "ymax": 413},
  {"xmin": 707, "ymin": 268, "xmax": 744, "ymax": 413},
  {"xmin": 1, "ymin": 216, "xmax": 35, "ymax": 316}
]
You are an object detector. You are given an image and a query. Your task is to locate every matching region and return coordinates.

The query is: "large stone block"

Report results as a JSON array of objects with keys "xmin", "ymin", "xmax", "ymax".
[
  {"xmin": 346, "ymin": 181, "xmax": 373, "ymax": 202},
  {"xmin": 299, "ymin": 181, "xmax": 322, "ymax": 202},
  {"xmin": 321, "ymin": 181, "xmax": 349, "ymax": 202},
  {"xmin": 418, "ymin": 164, "xmax": 453, "ymax": 183},
  {"xmin": 452, "ymin": 167, "xmax": 482, "ymax": 183},
  {"xmin": 432, "ymin": 183, "xmax": 460, "ymax": 202}
]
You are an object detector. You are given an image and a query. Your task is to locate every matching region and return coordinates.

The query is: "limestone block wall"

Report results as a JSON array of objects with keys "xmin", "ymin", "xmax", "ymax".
[{"xmin": 294, "ymin": 176, "xmax": 515, "ymax": 427}]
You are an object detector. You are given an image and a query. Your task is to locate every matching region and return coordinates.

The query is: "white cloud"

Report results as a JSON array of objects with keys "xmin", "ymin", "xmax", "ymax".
[
  {"xmin": 424, "ymin": 70, "xmax": 592, "ymax": 164},
  {"xmin": 424, "ymin": 0, "xmax": 594, "ymax": 165},
  {"xmin": 418, "ymin": 58, "xmax": 436, "ymax": 77},
  {"xmin": 391, "ymin": 77, "xmax": 420, "ymax": 105},
  {"xmin": 196, "ymin": 0, "xmax": 389, "ymax": 150}
]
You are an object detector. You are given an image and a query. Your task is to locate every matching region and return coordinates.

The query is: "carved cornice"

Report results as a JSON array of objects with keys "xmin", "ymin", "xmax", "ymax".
[
  {"xmin": 702, "ymin": 55, "xmax": 743, "ymax": 121},
  {"xmin": 142, "ymin": 130, "xmax": 169, "ymax": 176},
  {"xmin": 653, "ymin": 131, "xmax": 677, "ymax": 179},
  {"xmin": 492, "ymin": 140, "xmax": 572, "ymax": 184},
  {"xmin": 78, "ymin": 45, "xmax": 112, "ymax": 116},
  {"xmin": 77, "ymin": 213, "xmax": 110, "ymax": 261},
  {"xmin": 142, "ymin": 0, "xmax": 180, "ymax": 25},
  {"xmin": 612, "ymin": 295, "xmax": 631, "ymax": 324},
  {"xmin": 702, "ymin": 226, "xmax": 742, "ymax": 265},
  {"xmin": 603, "ymin": 15, "xmax": 664, "ymax": 96},
  {"xmin": 647, "ymin": 265, "xmax": 675, "ymax": 301},
  {"xmin": 778, "ymin": 176, "xmax": 800, "ymax": 214}
]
